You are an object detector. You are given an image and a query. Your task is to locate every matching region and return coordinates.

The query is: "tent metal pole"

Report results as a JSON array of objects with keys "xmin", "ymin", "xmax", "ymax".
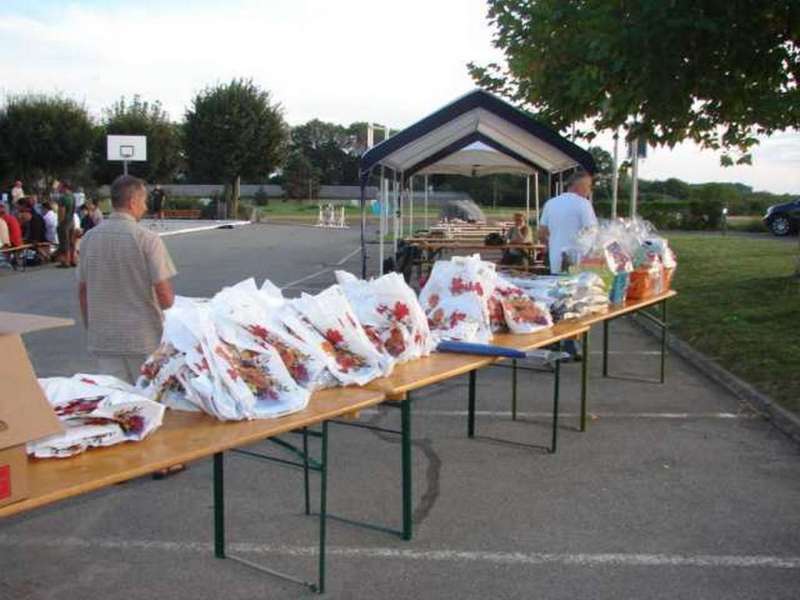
[
  {"xmin": 534, "ymin": 170, "xmax": 540, "ymax": 228},
  {"xmin": 409, "ymin": 176, "xmax": 414, "ymax": 237},
  {"xmin": 611, "ymin": 129, "xmax": 620, "ymax": 219},
  {"xmin": 379, "ymin": 165, "xmax": 386, "ymax": 275},
  {"xmin": 631, "ymin": 137, "xmax": 639, "ymax": 218},
  {"xmin": 424, "ymin": 175, "xmax": 429, "ymax": 230},
  {"xmin": 360, "ymin": 176, "xmax": 367, "ymax": 278},
  {"xmin": 393, "ymin": 171, "xmax": 399, "ymax": 253},
  {"xmin": 559, "ymin": 171, "xmax": 564, "ymax": 195},
  {"xmin": 525, "ymin": 175, "xmax": 530, "ymax": 223}
]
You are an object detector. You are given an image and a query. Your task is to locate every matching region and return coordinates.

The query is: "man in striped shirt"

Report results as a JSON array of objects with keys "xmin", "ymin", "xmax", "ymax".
[{"xmin": 78, "ymin": 175, "xmax": 177, "ymax": 383}]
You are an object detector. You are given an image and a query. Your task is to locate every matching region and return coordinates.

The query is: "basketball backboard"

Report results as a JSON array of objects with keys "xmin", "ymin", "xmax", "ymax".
[{"xmin": 107, "ymin": 135, "xmax": 147, "ymax": 162}]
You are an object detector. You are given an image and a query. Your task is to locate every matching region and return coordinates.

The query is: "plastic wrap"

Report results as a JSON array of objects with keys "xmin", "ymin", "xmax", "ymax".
[
  {"xmin": 418, "ymin": 255, "xmax": 495, "ymax": 343},
  {"xmin": 29, "ymin": 375, "xmax": 165, "ymax": 458},
  {"xmin": 335, "ymin": 270, "xmax": 434, "ymax": 365}
]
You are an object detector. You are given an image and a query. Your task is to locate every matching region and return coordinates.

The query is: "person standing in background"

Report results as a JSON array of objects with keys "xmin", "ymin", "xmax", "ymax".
[
  {"xmin": 538, "ymin": 170, "xmax": 597, "ymax": 360},
  {"xmin": 150, "ymin": 184, "xmax": 167, "ymax": 222},
  {"xmin": 41, "ymin": 201, "xmax": 58, "ymax": 246},
  {"xmin": 10, "ymin": 180, "xmax": 25, "ymax": 204},
  {"xmin": 56, "ymin": 182, "xmax": 76, "ymax": 268},
  {"xmin": 79, "ymin": 175, "xmax": 183, "ymax": 479},
  {"xmin": 78, "ymin": 174, "xmax": 177, "ymax": 382},
  {"xmin": 538, "ymin": 170, "xmax": 597, "ymax": 274}
]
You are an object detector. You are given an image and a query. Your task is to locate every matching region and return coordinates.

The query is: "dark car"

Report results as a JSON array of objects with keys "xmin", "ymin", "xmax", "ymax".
[{"xmin": 763, "ymin": 198, "xmax": 800, "ymax": 236}]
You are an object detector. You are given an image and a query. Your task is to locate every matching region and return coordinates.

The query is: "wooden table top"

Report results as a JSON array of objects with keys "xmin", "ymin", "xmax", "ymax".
[
  {"xmin": 410, "ymin": 241, "xmax": 545, "ymax": 251},
  {"xmin": 0, "ymin": 386, "xmax": 385, "ymax": 519},
  {"xmin": 366, "ymin": 321, "xmax": 589, "ymax": 400},
  {"xmin": 568, "ymin": 290, "xmax": 677, "ymax": 328}
]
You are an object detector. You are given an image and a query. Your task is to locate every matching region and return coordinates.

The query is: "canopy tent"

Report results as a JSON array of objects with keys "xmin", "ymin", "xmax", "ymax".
[{"xmin": 358, "ymin": 89, "xmax": 596, "ymax": 277}]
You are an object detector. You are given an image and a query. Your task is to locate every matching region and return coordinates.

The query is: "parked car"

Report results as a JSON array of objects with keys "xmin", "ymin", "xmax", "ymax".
[{"xmin": 763, "ymin": 198, "xmax": 800, "ymax": 236}]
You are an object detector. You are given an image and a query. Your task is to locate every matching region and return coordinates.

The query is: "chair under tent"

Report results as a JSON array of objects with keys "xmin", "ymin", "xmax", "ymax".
[{"xmin": 356, "ymin": 89, "xmax": 597, "ymax": 278}]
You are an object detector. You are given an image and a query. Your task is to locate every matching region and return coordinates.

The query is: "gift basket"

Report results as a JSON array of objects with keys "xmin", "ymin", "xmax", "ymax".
[{"xmin": 30, "ymin": 374, "xmax": 165, "ymax": 458}]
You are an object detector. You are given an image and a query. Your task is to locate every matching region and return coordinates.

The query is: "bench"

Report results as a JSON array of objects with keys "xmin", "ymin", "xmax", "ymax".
[
  {"xmin": 162, "ymin": 209, "xmax": 202, "ymax": 219},
  {"xmin": 1, "ymin": 244, "xmax": 33, "ymax": 271}
]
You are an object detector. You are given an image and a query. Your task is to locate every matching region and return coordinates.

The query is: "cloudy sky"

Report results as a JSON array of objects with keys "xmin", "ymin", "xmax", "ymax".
[{"xmin": 2, "ymin": 0, "xmax": 798, "ymax": 194}]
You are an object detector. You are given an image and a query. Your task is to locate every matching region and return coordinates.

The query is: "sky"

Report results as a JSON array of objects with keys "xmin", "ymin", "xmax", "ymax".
[{"xmin": 1, "ymin": 0, "xmax": 798, "ymax": 194}]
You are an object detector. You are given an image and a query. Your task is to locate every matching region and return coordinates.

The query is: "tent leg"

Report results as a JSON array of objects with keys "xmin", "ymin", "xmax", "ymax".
[{"xmin": 360, "ymin": 180, "xmax": 367, "ymax": 278}]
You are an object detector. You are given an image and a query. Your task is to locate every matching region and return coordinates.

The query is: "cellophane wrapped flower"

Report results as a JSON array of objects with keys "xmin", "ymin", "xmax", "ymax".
[
  {"xmin": 29, "ymin": 375, "xmax": 165, "ymax": 458},
  {"xmin": 335, "ymin": 270, "xmax": 434, "ymax": 366},
  {"xmin": 289, "ymin": 284, "xmax": 388, "ymax": 385},
  {"xmin": 418, "ymin": 255, "xmax": 496, "ymax": 343}
]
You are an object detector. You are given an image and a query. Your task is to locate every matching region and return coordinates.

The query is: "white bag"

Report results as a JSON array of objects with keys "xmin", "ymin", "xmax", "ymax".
[
  {"xmin": 29, "ymin": 375, "xmax": 165, "ymax": 458},
  {"xmin": 290, "ymin": 284, "xmax": 388, "ymax": 385},
  {"xmin": 491, "ymin": 274, "xmax": 553, "ymax": 334},
  {"xmin": 418, "ymin": 255, "xmax": 495, "ymax": 343},
  {"xmin": 335, "ymin": 270, "xmax": 434, "ymax": 365}
]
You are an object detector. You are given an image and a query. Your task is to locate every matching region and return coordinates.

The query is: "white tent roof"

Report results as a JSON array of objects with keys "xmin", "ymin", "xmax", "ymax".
[
  {"xmin": 415, "ymin": 141, "xmax": 533, "ymax": 177},
  {"xmin": 360, "ymin": 90, "xmax": 595, "ymax": 180}
]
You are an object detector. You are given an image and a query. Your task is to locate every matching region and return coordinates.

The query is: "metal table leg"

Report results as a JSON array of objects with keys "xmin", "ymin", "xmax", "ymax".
[
  {"xmin": 213, "ymin": 452, "xmax": 225, "ymax": 559},
  {"xmin": 602, "ymin": 319, "xmax": 609, "ymax": 377},
  {"xmin": 467, "ymin": 370, "xmax": 477, "ymax": 438},
  {"xmin": 317, "ymin": 422, "xmax": 328, "ymax": 593},
  {"xmin": 551, "ymin": 348, "xmax": 561, "ymax": 454},
  {"xmin": 580, "ymin": 329, "xmax": 589, "ymax": 432},
  {"xmin": 401, "ymin": 396, "xmax": 413, "ymax": 541},
  {"xmin": 303, "ymin": 427, "xmax": 311, "ymax": 516},
  {"xmin": 660, "ymin": 300, "xmax": 668, "ymax": 384},
  {"xmin": 511, "ymin": 359, "xmax": 518, "ymax": 421},
  {"xmin": 215, "ymin": 428, "xmax": 329, "ymax": 593}
]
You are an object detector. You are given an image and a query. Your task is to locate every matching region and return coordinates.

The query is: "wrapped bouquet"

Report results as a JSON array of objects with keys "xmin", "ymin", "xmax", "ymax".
[
  {"xmin": 29, "ymin": 374, "xmax": 165, "ymax": 458},
  {"xmin": 335, "ymin": 270, "xmax": 434, "ymax": 365}
]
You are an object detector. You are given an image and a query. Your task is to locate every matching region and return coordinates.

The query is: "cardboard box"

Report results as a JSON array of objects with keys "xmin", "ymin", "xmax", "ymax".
[{"xmin": 0, "ymin": 312, "xmax": 73, "ymax": 508}]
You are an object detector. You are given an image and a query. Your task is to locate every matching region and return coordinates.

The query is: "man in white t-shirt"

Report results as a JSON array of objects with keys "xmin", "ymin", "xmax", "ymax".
[{"xmin": 539, "ymin": 170, "xmax": 598, "ymax": 274}]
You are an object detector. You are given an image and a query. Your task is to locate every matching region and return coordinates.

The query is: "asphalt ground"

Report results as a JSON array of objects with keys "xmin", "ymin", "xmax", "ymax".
[{"xmin": 1, "ymin": 223, "xmax": 799, "ymax": 599}]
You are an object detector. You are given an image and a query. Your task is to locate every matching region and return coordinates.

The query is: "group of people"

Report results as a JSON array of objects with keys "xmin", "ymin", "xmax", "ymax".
[{"xmin": 2, "ymin": 179, "xmax": 103, "ymax": 267}]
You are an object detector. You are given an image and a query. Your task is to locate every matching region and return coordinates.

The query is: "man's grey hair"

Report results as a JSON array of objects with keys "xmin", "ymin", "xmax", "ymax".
[
  {"xmin": 566, "ymin": 169, "xmax": 592, "ymax": 190},
  {"xmin": 110, "ymin": 175, "xmax": 147, "ymax": 209}
]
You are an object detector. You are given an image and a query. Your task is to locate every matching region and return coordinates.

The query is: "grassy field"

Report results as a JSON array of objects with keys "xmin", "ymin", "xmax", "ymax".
[{"xmin": 667, "ymin": 234, "xmax": 799, "ymax": 412}]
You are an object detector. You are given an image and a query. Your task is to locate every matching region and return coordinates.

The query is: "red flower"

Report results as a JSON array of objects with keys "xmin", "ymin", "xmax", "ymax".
[
  {"xmin": 474, "ymin": 282, "xmax": 484, "ymax": 297},
  {"xmin": 449, "ymin": 311, "xmax": 467, "ymax": 329},
  {"xmin": 248, "ymin": 324, "xmax": 269, "ymax": 340},
  {"xmin": 427, "ymin": 293, "xmax": 440, "ymax": 309},
  {"xmin": 325, "ymin": 329, "xmax": 344, "ymax": 346},
  {"xmin": 392, "ymin": 301, "xmax": 410, "ymax": 321}
]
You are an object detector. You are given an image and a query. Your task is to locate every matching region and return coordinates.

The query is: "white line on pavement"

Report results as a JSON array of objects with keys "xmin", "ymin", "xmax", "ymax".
[
  {"xmin": 280, "ymin": 246, "xmax": 360, "ymax": 290},
  {"xmin": 156, "ymin": 221, "xmax": 250, "ymax": 237},
  {"xmin": 362, "ymin": 410, "xmax": 750, "ymax": 419},
  {"xmin": 1, "ymin": 535, "xmax": 797, "ymax": 569}
]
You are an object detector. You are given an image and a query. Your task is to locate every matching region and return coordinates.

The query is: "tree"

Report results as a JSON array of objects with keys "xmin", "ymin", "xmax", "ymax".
[
  {"xmin": 469, "ymin": 2, "xmax": 799, "ymax": 163},
  {"xmin": 184, "ymin": 79, "xmax": 288, "ymax": 217},
  {"xmin": 0, "ymin": 94, "xmax": 94, "ymax": 191},
  {"xmin": 587, "ymin": 146, "xmax": 613, "ymax": 200},
  {"xmin": 662, "ymin": 178, "xmax": 691, "ymax": 201},
  {"xmin": 92, "ymin": 95, "xmax": 182, "ymax": 185},
  {"xmin": 290, "ymin": 119, "xmax": 359, "ymax": 185},
  {"xmin": 283, "ymin": 150, "xmax": 320, "ymax": 199}
]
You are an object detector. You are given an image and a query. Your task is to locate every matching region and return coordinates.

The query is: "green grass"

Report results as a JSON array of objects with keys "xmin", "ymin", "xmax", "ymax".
[
  {"xmin": 726, "ymin": 216, "xmax": 768, "ymax": 233},
  {"xmin": 667, "ymin": 234, "xmax": 800, "ymax": 412}
]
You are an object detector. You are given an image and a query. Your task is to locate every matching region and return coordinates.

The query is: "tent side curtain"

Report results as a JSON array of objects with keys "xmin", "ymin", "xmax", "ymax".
[{"xmin": 359, "ymin": 89, "xmax": 596, "ymax": 177}]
